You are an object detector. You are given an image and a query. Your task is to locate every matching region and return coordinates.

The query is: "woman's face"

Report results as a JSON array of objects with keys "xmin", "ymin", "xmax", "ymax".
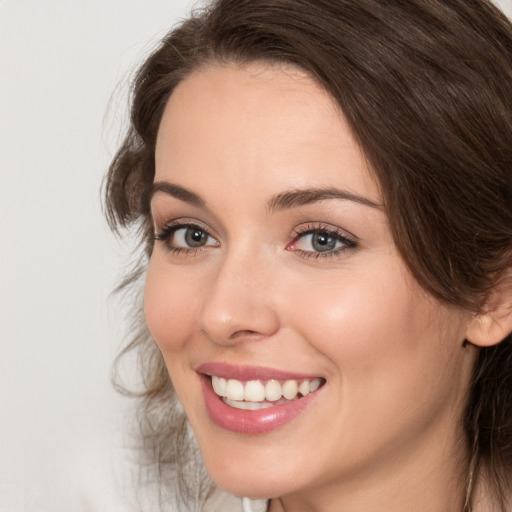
[{"xmin": 145, "ymin": 63, "xmax": 476, "ymax": 503}]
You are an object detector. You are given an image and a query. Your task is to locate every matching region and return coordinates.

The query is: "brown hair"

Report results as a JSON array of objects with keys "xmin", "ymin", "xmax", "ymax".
[{"xmin": 104, "ymin": 0, "xmax": 512, "ymax": 509}]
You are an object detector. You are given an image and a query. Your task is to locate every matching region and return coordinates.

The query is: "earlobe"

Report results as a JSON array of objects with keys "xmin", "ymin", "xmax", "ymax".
[
  {"xmin": 465, "ymin": 313, "xmax": 512, "ymax": 347},
  {"xmin": 465, "ymin": 272, "xmax": 512, "ymax": 347}
]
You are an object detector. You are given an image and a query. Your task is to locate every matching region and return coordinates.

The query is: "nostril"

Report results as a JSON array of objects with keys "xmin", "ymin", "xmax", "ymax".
[{"xmin": 229, "ymin": 329, "xmax": 265, "ymax": 340}]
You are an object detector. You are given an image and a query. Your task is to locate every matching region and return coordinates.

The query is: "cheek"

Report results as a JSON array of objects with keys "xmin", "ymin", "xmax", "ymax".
[
  {"xmin": 279, "ymin": 263, "xmax": 470, "ymax": 471},
  {"xmin": 284, "ymin": 261, "xmax": 412, "ymax": 358},
  {"xmin": 285, "ymin": 260, "xmax": 466, "ymax": 405},
  {"xmin": 144, "ymin": 256, "xmax": 200, "ymax": 354}
]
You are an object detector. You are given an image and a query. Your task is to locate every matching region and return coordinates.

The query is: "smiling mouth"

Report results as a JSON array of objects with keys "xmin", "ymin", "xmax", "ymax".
[{"xmin": 210, "ymin": 376, "xmax": 325, "ymax": 410}]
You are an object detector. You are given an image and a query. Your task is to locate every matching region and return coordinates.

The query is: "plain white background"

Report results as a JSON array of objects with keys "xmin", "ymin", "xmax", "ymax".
[{"xmin": 1, "ymin": 1, "xmax": 511, "ymax": 511}]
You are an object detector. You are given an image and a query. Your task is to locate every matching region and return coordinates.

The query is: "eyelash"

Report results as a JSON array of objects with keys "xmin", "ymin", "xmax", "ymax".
[
  {"xmin": 154, "ymin": 221, "xmax": 216, "ymax": 256},
  {"xmin": 289, "ymin": 223, "xmax": 357, "ymax": 259},
  {"xmin": 154, "ymin": 221, "xmax": 357, "ymax": 258}
]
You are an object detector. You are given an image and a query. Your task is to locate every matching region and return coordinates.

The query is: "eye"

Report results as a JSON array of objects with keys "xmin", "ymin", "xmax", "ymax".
[
  {"xmin": 299, "ymin": 231, "xmax": 341, "ymax": 252},
  {"xmin": 155, "ymin": 222, "xmax": 219, "ymax": 253},
  {"xmin": 174, "ymin": 226, "xmax": 212, "ymax": 248},
  {"xmin": 288, "ymin": 224, "xmax": 357, "ymax": 258}
]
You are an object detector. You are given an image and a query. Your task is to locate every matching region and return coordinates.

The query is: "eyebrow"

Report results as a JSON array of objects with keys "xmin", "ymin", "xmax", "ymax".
[
  {"xmin": 267, "ymin": 187, "xmax": 382, "ymax": 212},
  {"xmin": 149, "ymin": 181, "xmax": 206, "ymax": 208},
  {"xmin": 149, "ymin": 181, "xmax": 382, "ymax": 212}
]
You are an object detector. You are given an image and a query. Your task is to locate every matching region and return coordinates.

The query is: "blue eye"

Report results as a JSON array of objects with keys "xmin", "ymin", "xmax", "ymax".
[
  {"xmin": 290, "ymin": 226, "xmax": 357, "ymax": 257},
  {"xmin": 155, "ymin": 223, "xmax": 219, "ymax": 252},
  {"xmin": 300, "ymin": 231, "xmax": 342, "ymax": 252}
]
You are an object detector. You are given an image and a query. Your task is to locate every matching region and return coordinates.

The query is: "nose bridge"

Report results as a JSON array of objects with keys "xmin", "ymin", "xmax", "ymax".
[{"xmin": 198, "ymin": 243, "xmax": 280, "ymax": 344}]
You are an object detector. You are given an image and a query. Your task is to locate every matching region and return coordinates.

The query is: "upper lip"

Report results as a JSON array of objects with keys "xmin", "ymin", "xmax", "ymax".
[{"xmin": 196, "ymin": 361, "xmax": 323, "ymax": 381}]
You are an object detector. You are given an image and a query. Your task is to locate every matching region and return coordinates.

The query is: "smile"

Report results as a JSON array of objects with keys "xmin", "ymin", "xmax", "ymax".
[
  {"xmin": 197, "ymin": 363, "xmax": 325, "ymax": 434},
  {"xmin": 212, "ymin": 376, "xmax": 323, "ymax": 410}
]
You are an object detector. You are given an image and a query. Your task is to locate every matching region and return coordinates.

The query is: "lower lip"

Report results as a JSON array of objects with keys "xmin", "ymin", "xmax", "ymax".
[{"xmin": 199, "ymin": 374, "xmax": 320, "ymax": 434}]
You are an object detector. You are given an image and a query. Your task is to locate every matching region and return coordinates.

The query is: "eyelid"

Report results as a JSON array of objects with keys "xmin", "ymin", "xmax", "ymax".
[
  {"xmin": 154, "ymin": 216, "xmax": 217, "ymax": 236},
  {"xmin": 287, "ymin": 222, "xmax": 358, "ymax": 257},
  {"xmin": 154, "ymin": 218, "xmax": 220, "ymax": 253},
  {"xmin": 290, "ymin": 222, "xmax": 357, "ymax": 241}
]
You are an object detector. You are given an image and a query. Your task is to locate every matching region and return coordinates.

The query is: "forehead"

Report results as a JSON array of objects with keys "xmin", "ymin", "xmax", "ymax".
[{"xmin": 155, "ymin": 62, "xmax": 380, "ymax": 204}]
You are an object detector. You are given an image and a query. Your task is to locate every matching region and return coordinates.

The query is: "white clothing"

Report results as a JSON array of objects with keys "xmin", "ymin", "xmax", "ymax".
[{"xmin": 203, "ymin": 486, "xmax": 268, "ymax": 512}]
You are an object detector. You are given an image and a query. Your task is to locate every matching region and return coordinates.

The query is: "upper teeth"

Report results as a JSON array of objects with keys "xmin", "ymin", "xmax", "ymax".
[{"xmin": 211, "ymin": 376, "xmax": 322, "ymax": 402}]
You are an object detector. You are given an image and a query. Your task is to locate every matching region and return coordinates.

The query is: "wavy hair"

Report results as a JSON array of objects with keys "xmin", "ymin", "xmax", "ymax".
[{"xmin": 104, "ymin": 1, "xmax": 512, "ymax": 509}]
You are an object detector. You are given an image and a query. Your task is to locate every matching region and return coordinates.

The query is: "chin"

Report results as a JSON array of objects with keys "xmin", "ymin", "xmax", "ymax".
[
  {"xmin": 201, "ymin": 449, "xmax": 296, "ymax": 499},
  {"xmin": 209, "ymin": 472, "xmax": 283, "ymax": 500}
]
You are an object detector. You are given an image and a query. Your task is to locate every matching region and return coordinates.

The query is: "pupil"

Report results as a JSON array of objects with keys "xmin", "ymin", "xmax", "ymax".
[
  {"xmin": 185, "ymin": 227, "xmax": 206, "ymax": 247},
  {"xmin": 312, "ymin": 232, "xmax": 336, "ymax": 252}
]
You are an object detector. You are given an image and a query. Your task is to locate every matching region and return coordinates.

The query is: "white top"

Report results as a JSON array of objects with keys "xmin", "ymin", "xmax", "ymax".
[
  {"xmin": 242, "ymin": 497, "xmax": 269, "ymax": 512},
  {"xmin": 203, "ymin": 487, "xmax": 268, "ymax": 512}
]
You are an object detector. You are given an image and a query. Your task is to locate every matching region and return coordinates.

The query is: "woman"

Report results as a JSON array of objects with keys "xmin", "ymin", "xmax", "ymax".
[{"xmin": 104, "ymin": 0, "xmax": 512, "ymax": 511}]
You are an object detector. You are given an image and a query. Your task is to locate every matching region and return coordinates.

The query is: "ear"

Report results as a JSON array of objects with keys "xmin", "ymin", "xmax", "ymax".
[{"xmin": 465, "ymin": 270, "xmax": 512, "ymax": 347}]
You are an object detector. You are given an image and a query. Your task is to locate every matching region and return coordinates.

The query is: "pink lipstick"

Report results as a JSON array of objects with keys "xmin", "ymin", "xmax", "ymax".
[{"xmin": 197, "ymin": 363, "xmax": 324, "ymax": 434}]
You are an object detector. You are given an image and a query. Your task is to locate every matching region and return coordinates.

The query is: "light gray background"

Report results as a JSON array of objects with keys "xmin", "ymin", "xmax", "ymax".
[
  {"xmin": 0, "ymin": 1, "xmax": 194, "ymax": 510},
  {"xmin": 1, "ymin": 1, "xmax": 511, "ymax": 511}
]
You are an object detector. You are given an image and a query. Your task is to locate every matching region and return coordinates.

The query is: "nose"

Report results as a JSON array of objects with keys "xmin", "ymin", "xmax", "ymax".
[{"xmin": 197, "ymin": 249, "xmax": 280, "ymax": 346}]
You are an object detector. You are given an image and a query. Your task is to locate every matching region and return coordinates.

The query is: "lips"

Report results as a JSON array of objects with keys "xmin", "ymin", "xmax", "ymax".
[{"xmin": 197, "ymin": 362, "xmax": 325, "ymax": 434}]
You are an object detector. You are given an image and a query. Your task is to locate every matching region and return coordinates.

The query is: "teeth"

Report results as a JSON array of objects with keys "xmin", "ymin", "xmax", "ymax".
[
  {"xmin": 265, "ymin": 380, "xmax": 282, "ymax": 401},
  {"xmin": 298, "ymin": 380, "xmax": 310, "ymax": 397},
  {"xmin": 310, "ymin": 379, "xmax": 321, "ymax": 392},
  {"xmin": 211, "ymin": 375, "xmax": 323, "ymax": 403},
  {"xmin": 282, "ymin": 380, "xmax": 298, "ymax": 400},
  {"xmin": 212, "ymin": 376, "xmax": 227, "ymax": 397},
  {"xmin": 245, "ymin": 380, "xmax": 266, "ymax": 402},
  {"xmin": 226, "ymin": 379, "xmax": 244, "ymax": 401},
  {"xmin": 224, "ymin": 398, "xmax": 275, "ymax": 410}
]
